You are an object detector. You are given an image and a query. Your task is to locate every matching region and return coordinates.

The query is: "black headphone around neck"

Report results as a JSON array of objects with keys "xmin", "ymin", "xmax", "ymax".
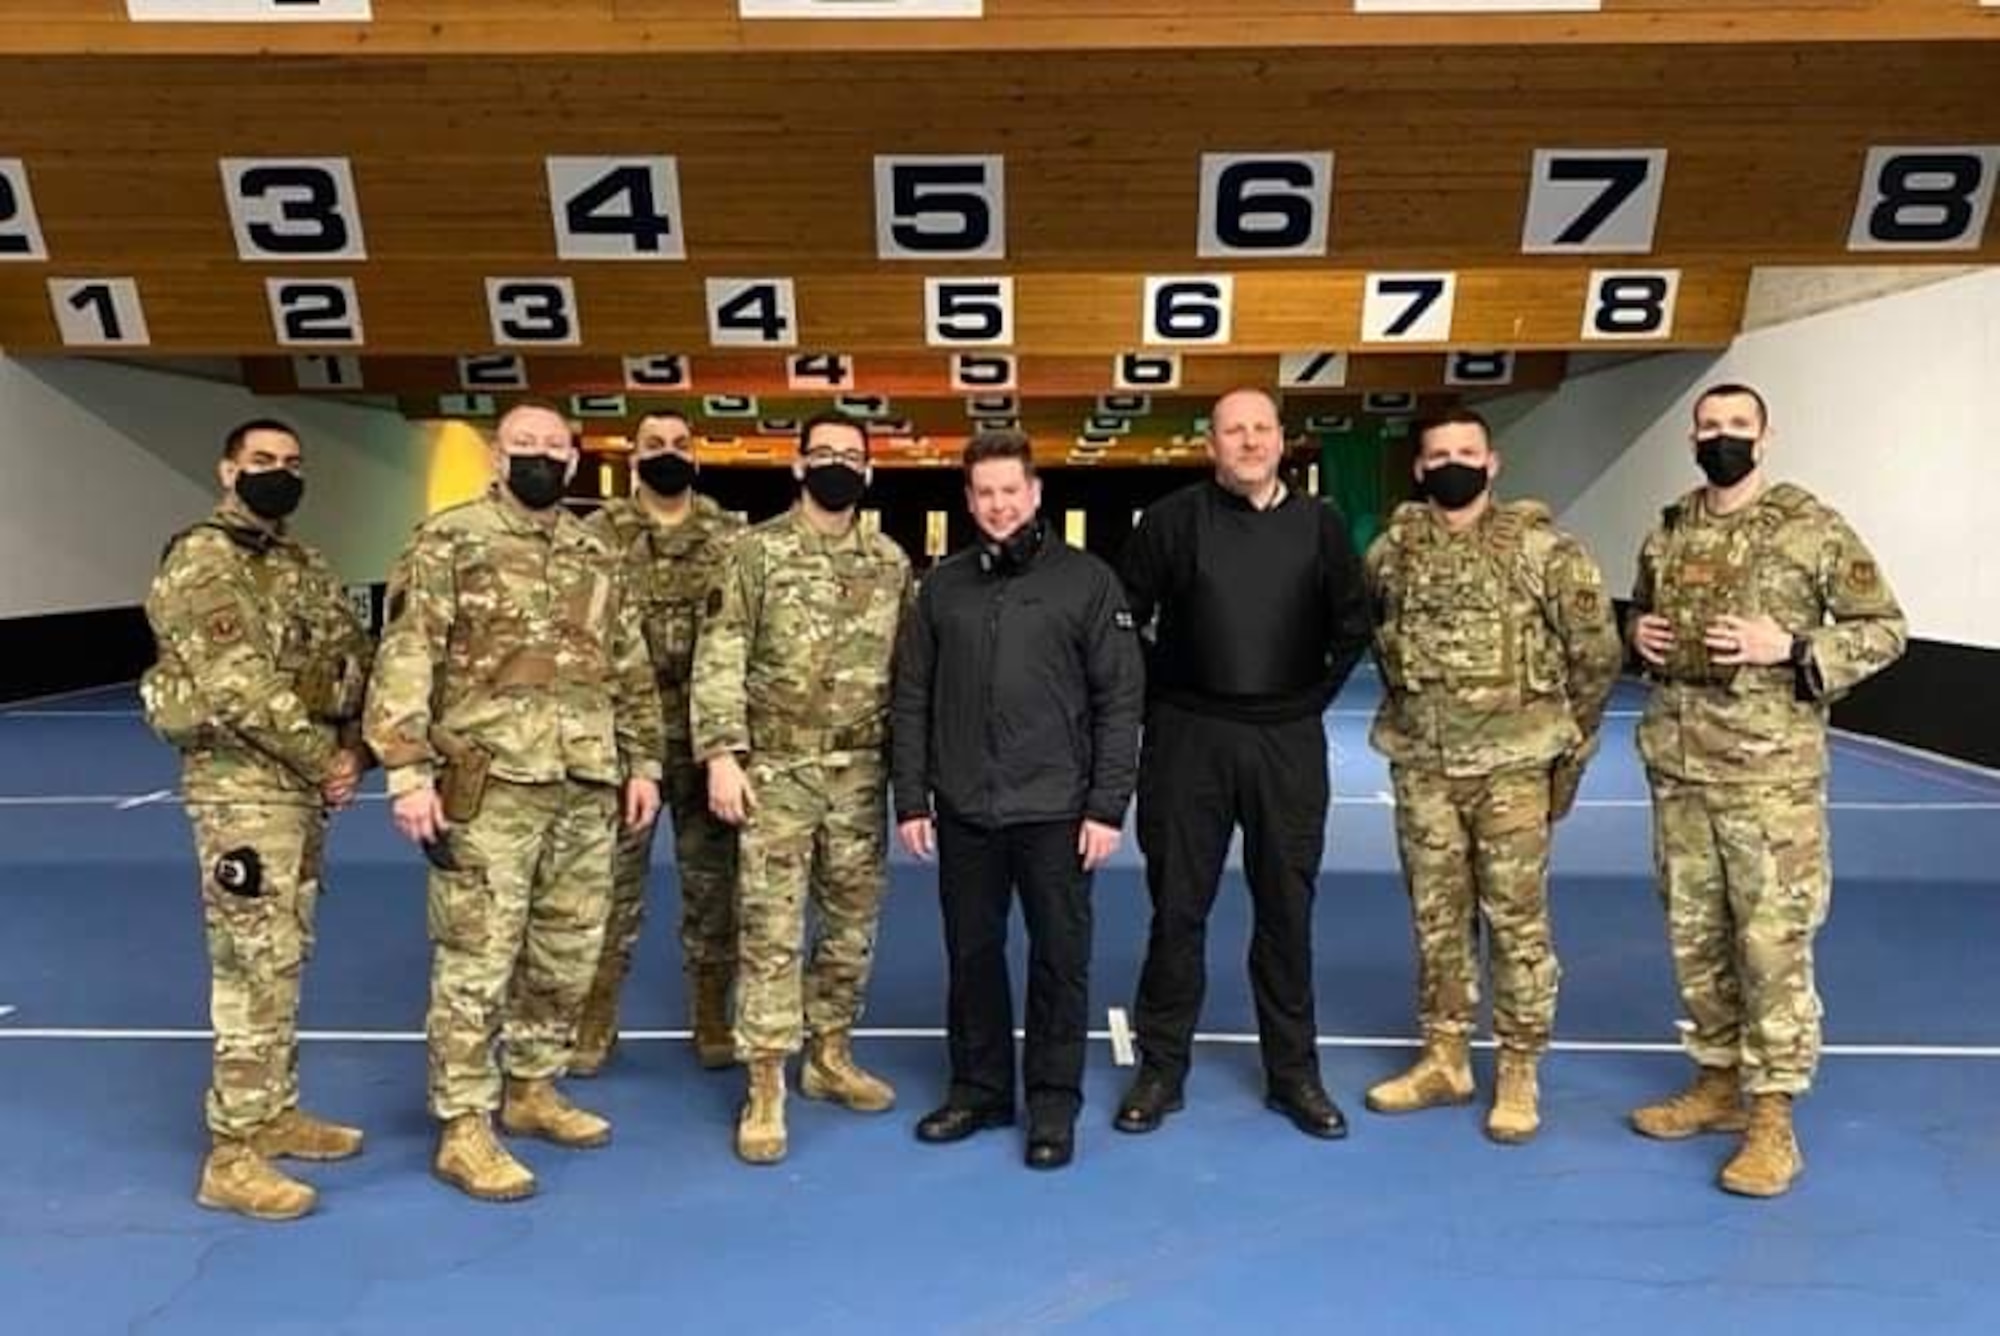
[{"xmin": 977, "ymin": 516, "xmax": 1047, "ymax": 576}]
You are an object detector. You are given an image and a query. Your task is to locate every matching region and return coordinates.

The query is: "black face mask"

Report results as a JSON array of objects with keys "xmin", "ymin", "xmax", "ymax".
[
  {"xmin": 637, "ymin": 453, "xmax": 696, "ymax": 498},
  {"xmin": 1419, "ymin": 461, "xmax": 1489, "ymax": 512},
  {"xmin": 506, "ymin": 454, "xmax": 569, "ymax": 510},
  {"xmin": 802, "ymin": 463, "xmax": 867, "ymax": 513},
  {"xmin": 234, "ymin": 468, "xmax": 304, "ymax": 522},
  {"xmin": 1695, "ymin": 434, "xmax": 1759, "ymax": 488},
  {"xmin": 979, "ymin": 516, "xmax": 1046, "ymax": 575}
]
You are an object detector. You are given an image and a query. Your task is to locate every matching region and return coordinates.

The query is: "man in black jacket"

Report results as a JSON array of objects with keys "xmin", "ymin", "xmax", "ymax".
[
  {"xmin": 1115, "ymin": 387, "xmax": 1373, "ymax": 1140},
  {"xmin": 892, "ymin": 430, "xmax": 1143, "ymax": 1169}
]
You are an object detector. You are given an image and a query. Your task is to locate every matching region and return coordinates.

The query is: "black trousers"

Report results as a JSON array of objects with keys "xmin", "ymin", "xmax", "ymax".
[
  {"xmin": 1132, "ymin": 700, "xmax": 1330, "ymax": 1089},
  {"xmin": 935, "ymin": 814, "xmax": 1094, "ymax": 1123}
]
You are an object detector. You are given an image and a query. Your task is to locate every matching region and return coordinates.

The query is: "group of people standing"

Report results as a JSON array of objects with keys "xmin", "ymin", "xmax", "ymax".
[{"xmin": 139, "ymin": 378, "xmax": 1903, "ymax": 1221}]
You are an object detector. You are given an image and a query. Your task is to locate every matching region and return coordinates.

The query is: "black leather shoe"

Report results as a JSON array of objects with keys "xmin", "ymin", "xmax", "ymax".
[
  {"xmin": 916, "ymin": 1103, "xmax": 1015, "ymax": 1144},
  {"xmin": 1112, "ymin": 1072, "xmax": 1185, "ymax": 1134},
  {"xmin": 1025, "ymin": 1125, "xmax": 1075, "ymax": 1170},
  {"xmin": 1266, "ymin": 1081, "xmax": 1349, "ymax": 1140}
]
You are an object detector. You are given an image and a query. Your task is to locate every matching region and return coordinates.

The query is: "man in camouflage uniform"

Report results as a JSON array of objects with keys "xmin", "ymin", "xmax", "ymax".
[
  {"xmin": 364, "ymin": 401, "xmax": 663, "ymax": 1202},
  {"xmin": 141, "ymin": 418, "xmax": 373, "ymax": 1221},
  {"xmin": 692, "ymin": 412, "xmax": 913, "ymax": 1165},
  {"xmin": 575, "ymin": 409, "xmax": 745, "ymax": 1075},
  {"xmin": 1362, "ymin": 408, "xmax": 1622, "ymax": 1143},
  {"xmin": 1626, "ymin": 383, "xmax": 1905, "ymax": 1197}
]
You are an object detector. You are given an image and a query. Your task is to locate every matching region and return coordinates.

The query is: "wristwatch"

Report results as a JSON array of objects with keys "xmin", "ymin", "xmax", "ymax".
[{"xmin": 1787, "ymin": 633, "xmax": 1812, "ymax": 667}]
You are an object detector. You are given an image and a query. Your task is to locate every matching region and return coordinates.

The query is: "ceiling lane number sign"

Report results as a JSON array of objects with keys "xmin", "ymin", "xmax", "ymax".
[
  {"xmin": 128, "ymin": 1, "xmax": 373, "ymax": 19},
  {"xmin": 740, "ymin": 1, "xmax": 981, "ymax": 15}
]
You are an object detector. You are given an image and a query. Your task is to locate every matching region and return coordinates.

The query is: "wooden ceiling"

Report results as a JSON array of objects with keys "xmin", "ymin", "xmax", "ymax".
[
  {"xmin": 1, "ymin": 1, "xmax": 1992, "ymax": 54},
  {"xmin": 1, "ymin": 4, "xmax": 1994, "ymax": 465}
]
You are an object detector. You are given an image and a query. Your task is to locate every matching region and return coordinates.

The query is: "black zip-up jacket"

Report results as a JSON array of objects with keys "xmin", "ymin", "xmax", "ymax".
[{"xmin": 892, "ymin": 534, "xmax": 1143, "ymax": 830}]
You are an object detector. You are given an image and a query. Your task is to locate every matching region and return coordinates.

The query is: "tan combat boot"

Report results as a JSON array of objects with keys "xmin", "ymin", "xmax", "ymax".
[
  {"xmin": 691, "ymin": 965, "xmax": 735, "ymax": 1071},
  {"xmin": 1630, "ymin": 1065, "xmax": 1748, "ymax": 1140},
  {"xmin": 1485, "ymin": 1050, "xmax": 1541, "ymax": 1144},
  {"xmin": 569, "ymin": 974, "xmax": 622, "ymax": 1078},
  {"xmin": 736, "ymin": 1056, "xmax": 788, "ymax": 1164},
  {"xmin": 196, "ymin": 1141, "xmax": 316, "ymax": 1221},
  {"xmin": 500, "ymin": 1077, "xmax": 612, "ymax": 1148},
  {"xmin": 800, "ymin": 1030, "xmax": 896, "ymax": 1112},
  {"xmin": 1365, "ymin": 1036, "xmax": 1475, "ymax": 1114},
  {"xmin": 1719, "ymin": 1093, "xmax": 1804, "ymax": 1198},
  {"xmin": 251, "ymin": 1107, "xmax": 365, "ymax": 1162},
  {"xmin": 433, "ymin": 1114, "xmax": 536, "ymax": 1202}
]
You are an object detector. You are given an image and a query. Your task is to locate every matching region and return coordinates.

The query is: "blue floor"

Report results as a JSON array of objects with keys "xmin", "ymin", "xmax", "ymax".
[{"xmin": 4, "ymin": 672, "xmax": 1999, "ymax": 1334}]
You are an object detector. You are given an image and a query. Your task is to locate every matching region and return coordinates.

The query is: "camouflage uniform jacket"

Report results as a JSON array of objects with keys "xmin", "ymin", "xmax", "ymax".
[
  {"xmin": 690, "ymin": 506, "xmax": 913, "ymax": 761},
  {"xmin": 584, "ymin": 493, "xmax": 744, "ymax": 771},
  {"xmin": 1367, "ymin": 498, "xmax": 1622, "ymax": 778},
  {"xmin": 141, "ymin": 499, "xmax": 373, "ymax": 806},
  {"xmin": 364, "ymin": 487, "xmax": 664, "ymax": 795},
  {"xmin": 1631, "ymin": 481, "xmax": 1906, "ymax": 784}
]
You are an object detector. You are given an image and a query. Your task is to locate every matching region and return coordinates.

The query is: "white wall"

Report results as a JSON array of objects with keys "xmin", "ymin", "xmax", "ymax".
[
  {"xmin": 1490, "ymin": 268, "xmax": 1999, "ymax": 649},
  {"xmin": 0, "ymin": 356, "xmax": 432, "ymax": 618}
]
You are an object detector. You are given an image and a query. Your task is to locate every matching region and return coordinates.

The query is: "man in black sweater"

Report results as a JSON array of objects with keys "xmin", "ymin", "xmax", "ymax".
[
  {"xmin": 1115, "ymin": 387, "xmax": 1373, "ymax": 1139},
  {"xmin": 892, "ymin": 430, "xmax": 1144, "ymax": 1169}
]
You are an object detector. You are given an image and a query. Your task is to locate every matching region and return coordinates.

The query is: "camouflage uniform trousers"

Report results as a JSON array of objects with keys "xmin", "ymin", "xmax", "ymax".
[
  {"xmin": 1389, "ymin": 763, "xmax": 1560, "ymax": 1053},
  {"xmin": 189, "ymin": 802, "xmax": 327, "ymax": 1140},
  {"xmin": 1648, "ymin": 772, "xmax": 1831, "ymax": 1097},
  {"xmin": 734, "ymin": 750, "xmax": 888, "ymax": 1058},
  {"xmin": 599, "ymin": 752, "xmax": 740, "ymax": 988},
  {"xmin": 426, "ymin": 776, "xmax": 618, "ymax": 1120}
]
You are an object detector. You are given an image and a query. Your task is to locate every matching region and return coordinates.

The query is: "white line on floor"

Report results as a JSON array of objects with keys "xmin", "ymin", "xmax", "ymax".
[
  {"xmin": 0, "ymin": 791, "xmax": 391, "ymax": 809},
  {"xmin": 0, "ymin": 681, "xmax": 139, "ymax": 714},
  {"xmin": 1833, "ymin": 727, "xmax": 2000, "ymax": 781},
  {"xmin": 4, "ymin": 1026, "xmax": 1999, "ymax": 1059},
  {"xmin": 1330, "ymin": 709, "xmax": 1645, "ymax": 720},
  {"xmin": 3, "ymin": 791, "xmax": 1995, "ymax": 814},
  {"xmin": 1335, "ymin": 795, "xmax": 2000, "ymax": 813},
  {"xmin": 0, "ymin": 710, "xmax": 144, "ymax": 719}
]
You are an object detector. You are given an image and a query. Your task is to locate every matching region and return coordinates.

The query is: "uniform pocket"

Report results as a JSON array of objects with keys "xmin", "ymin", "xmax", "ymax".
[{"xmin": 426, "ymin": 866, "xmax": 491, "ymax": 952}]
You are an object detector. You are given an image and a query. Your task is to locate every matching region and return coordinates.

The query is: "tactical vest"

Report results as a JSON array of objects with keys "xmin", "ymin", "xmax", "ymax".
[
  {"xmin": 142, "ymin": 521, "xmax": 362, "ymax": 749},
  {"xmin": 1376, "ymin": 502, "xmax": 1564, "ymax": 702},
  {"xmin": 1651, "ymin": 484, "xmax": 1812, "ymax": 685},
  {"xmin": 635, "ymin": 518, "xmax": 731, "ymax": 693}
]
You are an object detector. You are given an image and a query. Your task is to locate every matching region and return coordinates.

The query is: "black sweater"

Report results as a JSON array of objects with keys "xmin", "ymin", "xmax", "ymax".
[
  {"xmin": 891, "ymin": 535, "xmax": 1144, "ymax": 829},
  {"xmin": 1120, "ymin": 479, "xmax": 1372, "ymax": 723}
]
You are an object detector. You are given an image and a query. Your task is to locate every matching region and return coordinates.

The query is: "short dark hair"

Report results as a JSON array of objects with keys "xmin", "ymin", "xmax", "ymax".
[
  {"xmin": 635, "ymin": 408, "xmax": 692, "ymax": 437},
  {"xmin": 962, "ymin": 429, "xmax": 1036, "ymax": 479},
  {"xmin": 800, "ymin": 412, "xmax": 870, "ymax": 457},
  {"xmin": 1693, "ymin": 383, "xmax": 1769, "ymax": 430},
  {"xmin": 1413, "ymin": 407, "xmax": 1491, "ymax": 449},
  {"xmin": 222, "ymin": 418, "xmax": 299, "ymax": 460}
]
